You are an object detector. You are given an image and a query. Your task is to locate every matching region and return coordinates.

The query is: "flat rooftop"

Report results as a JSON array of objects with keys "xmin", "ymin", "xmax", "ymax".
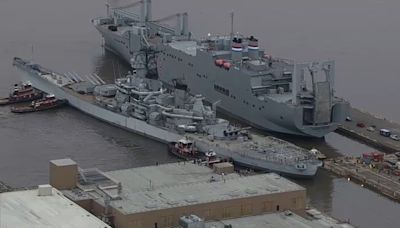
[
  {"xmin": 105, "ymin": 162, "xmax": 238, "ymax": 192},
  {"xmin": 205, "ymin": 211, "xmax": 354, "ymax": 228},
  {"xmin": 0, "ymin": 187, "xmax": 111, "ymax": 228},
  {"xmin": 113, "ymin": 173, "xmax": 303, "ymax": 214},
  {"xmin": 50, "ymin": 158, "xmax": 76, "ymax": 166},
  {"xmin": 75, "ymin": 162, "xmax": 304, "ymax": 215}
]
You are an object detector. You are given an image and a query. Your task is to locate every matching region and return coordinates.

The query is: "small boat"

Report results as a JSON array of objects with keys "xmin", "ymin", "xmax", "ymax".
[
  {"xmin": 11, "ymin": 94, "xmax": 67, "ymax": 113},
  {"xmin": 168, "ymin": 138, "xmax": 223, "ymax": 165},
  {"xmin": 0, "ymin": 82, "xmax": 43, "ymax": 106},
  {"xmin": 309, "ymin": 148, "xmax": 327, "ymax": 160}
]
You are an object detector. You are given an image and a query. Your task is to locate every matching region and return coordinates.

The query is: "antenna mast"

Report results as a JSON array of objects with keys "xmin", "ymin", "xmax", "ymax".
[
  {"xmin": 31, "ymin": 45, "xmax": 34, "ymax": 61},
  {"xmin": 230, "ymin": 11, "xmax": 234, "ymax": 40},
  {"xmin": 105, "ymin": 0, "xmax": 110, "ymax": 17}
]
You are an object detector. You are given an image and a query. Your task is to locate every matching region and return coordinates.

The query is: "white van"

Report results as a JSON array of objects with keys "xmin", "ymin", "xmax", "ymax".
[{"xmin": 380, "ymin": 129, "xmax": 391, "ymax": 137}]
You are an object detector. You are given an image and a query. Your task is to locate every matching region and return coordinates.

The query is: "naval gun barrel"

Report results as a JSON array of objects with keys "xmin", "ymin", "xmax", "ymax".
[
  {"xmin": 161, "ymin": 111, "xmax": 204, "ymax": 120},
  {"xmin": 130, "ymin": 88, "xmax": 166, "ymax": 96}
]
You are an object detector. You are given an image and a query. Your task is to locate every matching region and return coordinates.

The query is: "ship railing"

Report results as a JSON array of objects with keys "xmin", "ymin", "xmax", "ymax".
[
  {"xmin": 113, "ymin": 9, "xmax": 141, "ymax": 22},
  {"xmin": 262, "ymin": 56, "xmax": 294, "ymax": 65},
  {"xmin": 147, "ymin": 21, "xmax": 176, "ymax": 35}
]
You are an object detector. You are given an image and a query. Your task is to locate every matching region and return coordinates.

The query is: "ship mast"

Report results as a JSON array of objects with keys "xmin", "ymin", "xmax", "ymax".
[
  {"xmin": 105, "ymin": 0, "xmax": 110, "ymax": 18},
  {"xmin": 230, "ymin": 11, "xmax": 234, "ymax": 40}
]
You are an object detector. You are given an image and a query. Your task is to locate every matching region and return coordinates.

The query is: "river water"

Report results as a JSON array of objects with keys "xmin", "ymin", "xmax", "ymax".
[{"xmin": 1, "ymin": 0, "xmax": 399, "ymax": 227}]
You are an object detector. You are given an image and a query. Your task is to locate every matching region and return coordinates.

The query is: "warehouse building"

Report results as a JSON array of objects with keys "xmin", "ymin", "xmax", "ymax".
[
  {"xmin": 50, "ymin": 158, "xmax": 306, "ymax": 228},
  {"xmin": 0, "ymin": 184, "xmax": 111, "ymax": 228}
]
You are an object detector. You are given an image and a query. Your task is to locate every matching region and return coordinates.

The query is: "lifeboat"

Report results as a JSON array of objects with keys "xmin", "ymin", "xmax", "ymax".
[
  {"xmin": 215, "ymin": 59, "xmax": 225, "ymax": 67},
  {"xmin": 223, "ymin": 62, "xmax": 231, "ymax": 70}
]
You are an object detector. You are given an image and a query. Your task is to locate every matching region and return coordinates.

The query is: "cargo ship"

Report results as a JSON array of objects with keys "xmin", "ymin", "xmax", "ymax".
[{"xmin": 92, "ymin": 1, "xmax": 349, "ymax": 137}]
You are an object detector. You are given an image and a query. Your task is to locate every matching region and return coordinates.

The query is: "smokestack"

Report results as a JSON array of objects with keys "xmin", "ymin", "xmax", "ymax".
[
  {"xmin": 182, "ymin": 13, "xmax": 189, "ymax": 36},
  {"xmin": 231, "ymin": 37, "xmax": 243, "ymax": 62},
  {"xmin": 248, "ymin": 36, "xmax": 259, "ymax": 60},
  {"xmin": 106, "ymin": 1, "xmax": 110, "ymax": 18},
  {"xmin": 141, "ymin": 0, "xmax": 146, "ymax": 23},
  {"xmin": 146, "ymin": 0, "xmax": 152, "ymax": 21},
  {"xmin": 176, "ymin": 13, "xmax": 182, "ymax": 35}
]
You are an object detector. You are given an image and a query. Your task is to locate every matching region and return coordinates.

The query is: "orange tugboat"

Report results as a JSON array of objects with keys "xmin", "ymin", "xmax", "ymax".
[
  {"xmin": 0, "ymin": 82, "xmax": 43, "ymax": 106},
  {"xmin": 11, "ymin": 94, "xmax": 67, "ymax": 113}
]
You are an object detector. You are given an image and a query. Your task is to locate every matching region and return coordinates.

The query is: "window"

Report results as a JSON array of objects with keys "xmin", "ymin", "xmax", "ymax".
[
  {"xmin": 241, "ymin": 203, "xmax": 252, "ymax": 215},
  {"xmin": 222, "ymin": 206, "xmax": 235, "ymax": 218},
  {"xmin": 214, "ymin": 84, "xmax": 230, "ymax": 96}
]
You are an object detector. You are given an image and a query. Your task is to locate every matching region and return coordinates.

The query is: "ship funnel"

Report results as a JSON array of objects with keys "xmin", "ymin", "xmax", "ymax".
[
  {"xmin": 248, "ymin": 36, "xmax": 259, "ymax": 60},
  {"xmin": 141, "ymin": 0, "xmax": 146, "ymax": 23},
  {"xmin": 146, "ymin": 0, "xmax": 152, "ymax": 21},
  {"xmin": 231, "ymin": 37, "xmax": 243, "ymax": 62},
  {"xmin": 182, "ymin": 13, "xmax": 189, "ymax": 36},
  {"xmin": 141, "ymin": 0, "xmax": 152, "ymax": 23},
  {"xmin": 176, "ymin": 13, "xmax": 182, "ymax": 35}
]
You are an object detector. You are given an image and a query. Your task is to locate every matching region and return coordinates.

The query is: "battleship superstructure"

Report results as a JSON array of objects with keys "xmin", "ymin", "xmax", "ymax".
[
  {"xmin": 92, "ymin": 1, "xmax": 349, "ymax": 137},
  {"xmin": 13, "ymin": 57, "xmax": 321, "ymax": 178}
]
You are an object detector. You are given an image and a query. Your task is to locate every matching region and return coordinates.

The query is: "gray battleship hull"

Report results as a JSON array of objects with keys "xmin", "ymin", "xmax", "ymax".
[
  {"xmin": 13, "ymin": 61, "xmax": 182, "ymax": 144},
  {"xmin": 192, "ymin": 138, "xmax": 320, "ymax": 179}
]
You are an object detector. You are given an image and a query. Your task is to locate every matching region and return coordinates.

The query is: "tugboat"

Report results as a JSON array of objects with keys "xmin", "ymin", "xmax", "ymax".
[
  {"xmin": 11, "ymin": 94, "xmax": 67, "ymax": 113},
  {"xmin": 0, "ymin": 82, "xmax": 43, "ymax": 106},
  {"xmin": 168, "ymin": 138, "xmax": 223, "ymax": 165}
]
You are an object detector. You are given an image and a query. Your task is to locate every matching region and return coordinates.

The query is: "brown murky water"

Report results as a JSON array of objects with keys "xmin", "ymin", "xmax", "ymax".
[{"xmin": 1, "ymin": 0, "xmax": 399, "ymax": 227}]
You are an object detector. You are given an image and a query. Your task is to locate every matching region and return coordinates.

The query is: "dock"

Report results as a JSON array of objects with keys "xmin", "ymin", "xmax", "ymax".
[
  {"xmin": 324, "ymin": 157, "xmax": 400, "ymax": 201},
  {"xmin": 336, "ymin": 107, "xmax": 400, "ymax": 153}
]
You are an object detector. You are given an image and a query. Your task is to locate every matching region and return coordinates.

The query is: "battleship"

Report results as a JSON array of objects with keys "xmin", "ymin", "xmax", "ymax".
[
  {"xmin": 92, "ymin": 0, "xmax": 349, "ymax": 137},
  {"xmin": 13, "ymin": 57, "xmax": 321, "ymax": 178}
]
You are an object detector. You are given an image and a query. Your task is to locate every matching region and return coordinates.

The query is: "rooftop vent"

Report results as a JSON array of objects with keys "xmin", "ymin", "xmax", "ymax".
[
  {"xmin": 179, "ymin": 215, "xmax": 205, "ymax": 228},
  {"xmin": 245, "ymin": 188, "xmax": 258, "ymax": 195},
  {"xmin": 167, "ymin": 200, "xmax": 179, "ymax": 205},
  {"xmin": 228, "ymin": 190, "xmax": 241, "ymax": 197},
  {"xmin": 38, "ymin": 184, "xmax": 53, "ymax": 196},
  {"xmin": 266, "ymin": 185, "xmax": 279, "ymax": 192},
  {"xmin": 185, "ymin": 195, "xmax": 198, "ymax": 203},
  {"xmin": 145, "ymin": 202, "xmax": 158, "ymax": 209}
]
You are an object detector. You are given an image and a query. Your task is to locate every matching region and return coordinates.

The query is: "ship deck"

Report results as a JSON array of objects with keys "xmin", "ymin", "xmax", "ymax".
[
  {"xmin": 62, "ymin": 85, "xmax": 96, "ymax": 103},
  {"xmin": 187, "ymin": 133, "xmax": 311, "ymax": 163}
]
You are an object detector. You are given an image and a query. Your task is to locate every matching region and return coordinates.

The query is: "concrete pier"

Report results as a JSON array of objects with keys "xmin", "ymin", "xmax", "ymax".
[
  {"xmin": 336, "ymin": 107, "xmax": 400, "ymax": 152},
  {"xmin": 324, "ymin": 157, "xmax": 400, "ymax": 201}
]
